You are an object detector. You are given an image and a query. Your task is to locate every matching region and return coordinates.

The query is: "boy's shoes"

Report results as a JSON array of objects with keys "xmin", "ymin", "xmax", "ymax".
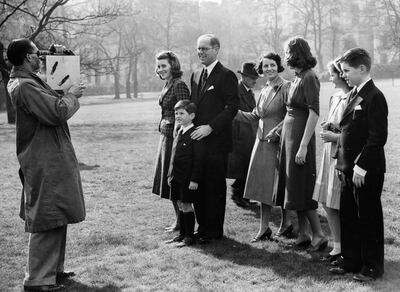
[
  {"xmin": 165, "ymin": 235, "xmax": 184, "ymax": 244},
  {"xmin": 175, "ymin": 236, "xmax": 195, "ymax": 247},
  {"xmin": 353, "ymin": 273, "xmax": 376, "ymax": 282}
]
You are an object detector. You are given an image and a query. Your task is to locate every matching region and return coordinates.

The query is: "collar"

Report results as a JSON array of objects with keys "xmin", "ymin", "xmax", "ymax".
[
  {"xmin": 180, "ymin": 123, "xmax": 194, "ymax": 134},
  {"xmin": 355, "ymin": 77, "xmax": 371, "ymax": 93},
  {"xmin": 266, "ymin": 75, "xmax": 283, "ymax": 88},
  {"xmin": 205, "ymin": 60, "xmax": 218, "ymax": 75},
  {"xmin": 241, "ymin": 82, "xmax": 251, "ymax": 92},
  {"xmin": 10, "ymin": 66, "xmax": 38, "ymax": 79}
]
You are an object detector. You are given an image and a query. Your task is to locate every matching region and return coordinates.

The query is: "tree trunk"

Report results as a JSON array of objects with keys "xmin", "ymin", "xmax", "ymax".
[
  {"xmin": 0, "ymin": 41, "xmax": 15, "ymax": 124},
  {"xmin": 126, "ymin": 56, "xmax": 133, "ymax": 99},
  {"xmin": 132, "ymin": 55, "xmax": 138, "ymax": 98},
  {"xmin": 114, "ymin": 72, "xmax": 120, "ymax": 99}
]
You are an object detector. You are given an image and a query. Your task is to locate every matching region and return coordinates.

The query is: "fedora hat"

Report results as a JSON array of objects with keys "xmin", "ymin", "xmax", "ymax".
[{"xmin": 237, "ymin": 62, "xmax": 260, "ymax": 79}]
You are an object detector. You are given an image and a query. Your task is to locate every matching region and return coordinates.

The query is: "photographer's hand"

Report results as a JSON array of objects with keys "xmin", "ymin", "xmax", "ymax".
[{"xmin": 67, "ymin": 83, "xmax": 85, "ymax": 98}]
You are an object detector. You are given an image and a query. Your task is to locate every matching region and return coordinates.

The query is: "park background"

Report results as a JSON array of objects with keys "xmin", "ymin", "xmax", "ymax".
[{"xmin": 1, "ymin": 0, "xmax": 400, "ymax": 291}]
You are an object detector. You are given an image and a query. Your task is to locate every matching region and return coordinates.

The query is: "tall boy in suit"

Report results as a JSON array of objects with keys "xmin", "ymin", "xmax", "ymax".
[
  {"xmin": 329, "ymin": 48, "xmax": 388, "ymax": 282},
  {"xmin": 167, "ymin": 100, "xmax": 206, "ymax": 247}
]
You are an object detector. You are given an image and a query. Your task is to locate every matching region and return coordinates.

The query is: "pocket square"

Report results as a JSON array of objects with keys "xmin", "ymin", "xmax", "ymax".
[
  {"xmin": 355, "ymin": 105, "xmax": 362, "ymax": 110},
  {"xmin": 207, "ymin": 85, "xmax": 215, "ymax": 91}
]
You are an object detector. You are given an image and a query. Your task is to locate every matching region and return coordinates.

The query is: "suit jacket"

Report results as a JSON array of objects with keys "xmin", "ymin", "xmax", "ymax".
[
  {"xmin": 158, "ymin": 78, "xmax": 190, "ymax": 137},
  {"xmin": 336, "ymin": 80, "xmax": 388, "ymax": 174},
  {"xmin": 190, "ymin": 61, "xmax": 239, "ymax": 154},
  {"xmin": 226, "ymin": 82, "xmax": 257, "ymax": 178},
  {"xmin": 168, "ymin": 127, "xmax": 206, "ymax": 183}
]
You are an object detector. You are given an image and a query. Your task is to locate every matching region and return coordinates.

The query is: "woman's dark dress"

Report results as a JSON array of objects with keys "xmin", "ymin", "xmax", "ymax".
[
  {"xmin": 274, "ymin": 69, "xmax": 320, "ymax": 210},
  {"xmin": 152, "ymin": 78, "xmax": 190, "ymax": 199}
]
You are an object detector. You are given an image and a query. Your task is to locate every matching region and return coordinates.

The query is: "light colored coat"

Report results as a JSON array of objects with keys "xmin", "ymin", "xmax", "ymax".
[{"xmin": 237, "ymin": 76, "xmax": 289, "ymax": 204}]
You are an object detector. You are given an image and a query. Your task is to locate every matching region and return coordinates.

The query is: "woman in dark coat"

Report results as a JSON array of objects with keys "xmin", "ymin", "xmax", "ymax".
[
  {"xmin": 152, "ymin": 51, "xmax": 190, "ymax": 231},
  {"xmin": 274, "ymin": 37, "xmax": 326, "ymax": 251}
]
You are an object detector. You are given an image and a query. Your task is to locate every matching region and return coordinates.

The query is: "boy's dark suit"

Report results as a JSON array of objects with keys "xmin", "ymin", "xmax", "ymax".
[
  {"xmin": 190, "ymin": 61, "xmax": 239, "ymax": 239},
  {"xmin": 336, "ymin": 80, "xmax": 388, "ymax": 277},
  {"xmin": 168, "ymin": 127, "xmax": 205, "ymax": 199}
]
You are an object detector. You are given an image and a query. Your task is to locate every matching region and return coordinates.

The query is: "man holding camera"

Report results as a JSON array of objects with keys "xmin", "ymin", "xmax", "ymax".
[{"xmin": 7, "ymin": 38, "xmax": 85, "ymax": 292}]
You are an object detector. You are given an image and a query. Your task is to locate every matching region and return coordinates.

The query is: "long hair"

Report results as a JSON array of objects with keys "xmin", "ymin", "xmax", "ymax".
[
  {"xmin": 155, "ymin": 51, "xmax": 183, "ymax": 79},
  {"xmin": 284, "ymin": 36, "xmax": 317, "ymax": 70}
]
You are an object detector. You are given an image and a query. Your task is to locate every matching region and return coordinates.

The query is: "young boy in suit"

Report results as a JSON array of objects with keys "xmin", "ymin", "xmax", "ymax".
[
  {"xmin": 166, "ymin": 100, "xmax": 205, "ymax": 247},
  {"xmin": 329, "ymin": 48, "xmax": 388, "ymax": 282}
]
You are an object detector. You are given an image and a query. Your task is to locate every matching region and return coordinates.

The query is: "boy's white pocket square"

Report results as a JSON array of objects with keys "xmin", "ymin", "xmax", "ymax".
[
  {"xmin": 207, "ymin": 85, "xmax": 215, "ymax": 91},
  {"xmin": 355, "ymin": 105, "xmax": 362, "ymax": 110}
]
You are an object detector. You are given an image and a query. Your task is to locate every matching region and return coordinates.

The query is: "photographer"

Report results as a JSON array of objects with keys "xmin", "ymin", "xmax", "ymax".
[{"xmin": 7, "ymin": 38, "xmax": 85, "ymax": 292}]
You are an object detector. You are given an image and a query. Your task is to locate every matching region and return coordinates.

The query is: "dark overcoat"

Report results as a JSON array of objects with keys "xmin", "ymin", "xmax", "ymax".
[{"xmin": 226, "ymin": 81, "xmax": 257, "ymax": 179}]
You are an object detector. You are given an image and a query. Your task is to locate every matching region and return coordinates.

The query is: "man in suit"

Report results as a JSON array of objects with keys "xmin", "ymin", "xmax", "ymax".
[
  {"xmin": 329, "ymin": 48, "xmax": 388, "ymax": 282},
  {"xmin": 227, "ymin": 62, "xmax": 259, "ymax": 208},
  {"xmin": 190, "ymin": 34, "xmax": 239, "ymax": 242}
]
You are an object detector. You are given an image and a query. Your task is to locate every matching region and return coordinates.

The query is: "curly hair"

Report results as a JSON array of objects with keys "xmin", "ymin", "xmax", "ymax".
[
  {"xmin": 257, "ymin": 52, "xmax": 285, "ymax": 75},
  {"xmin": 155, "ymin": 51, "xmax": 183, "ymax": 79},
  {"xmin": 284, "ymin": 36, "xmax": 317, "ymax": 70}
]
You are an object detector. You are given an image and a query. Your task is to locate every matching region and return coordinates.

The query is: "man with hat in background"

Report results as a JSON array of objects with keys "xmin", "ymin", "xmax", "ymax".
[{"xmin": 227, "ymin": 62, "xmax": 259, "ymax": 208}]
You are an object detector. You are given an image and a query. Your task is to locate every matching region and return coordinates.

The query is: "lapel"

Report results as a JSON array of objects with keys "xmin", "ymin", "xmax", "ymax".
[
  {"xmin": 192, "ymin": 70, "xmax": 202, "ymax": 103},
  {"xmin": 263, "ymin": 82, "xmax": 283, "ymax": 112},
  {"xmin": 258, "ymin": 77, "xmax": 284, "ymax": 117},
  {"xmin": 159, "ymin": 79, "xmax": 174, "ymax": 104},
  {"xmin": 198, "ymin": 61, "xmax": 222, "ymax": 101},
  {"xmin": 340, "ymin": 80, "xmax": 374, "ymax": 122},
  {"xmin": 238, "ymin": 82, "xmax": 256, "ymax": 110}
]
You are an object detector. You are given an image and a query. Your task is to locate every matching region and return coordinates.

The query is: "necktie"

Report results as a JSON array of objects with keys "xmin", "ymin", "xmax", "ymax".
[
  {"xmin": 249, "ymin": 89, "xmax": 255, "ymax": 99},
  {"xmin": 201, "ymin": 68, "xmax": 208, "ymax": 88},
  {"xmin": 347, "ymin": 88, "xmax": 357, "ymax": 105}
]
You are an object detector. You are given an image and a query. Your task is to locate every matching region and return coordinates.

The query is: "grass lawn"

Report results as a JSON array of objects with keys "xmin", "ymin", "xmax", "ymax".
[{"xmin": 1, "ymin": 80, "xmax": 400, "ymax": 291}]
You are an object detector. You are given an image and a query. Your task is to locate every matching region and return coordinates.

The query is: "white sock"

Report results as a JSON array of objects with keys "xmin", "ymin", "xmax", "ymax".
[{"xmin": 329, "ymin": 242, "xmax": 341, "ymax": 255}]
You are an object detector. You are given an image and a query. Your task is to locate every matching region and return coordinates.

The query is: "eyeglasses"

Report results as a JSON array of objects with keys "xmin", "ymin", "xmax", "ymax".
[
  {"xmin": 28, "ymin": 51, "xmax": 40, "ymax": 57},
  {"xmin": 197, "ymin": 47, "xmax": 214, "ymax": 52}
]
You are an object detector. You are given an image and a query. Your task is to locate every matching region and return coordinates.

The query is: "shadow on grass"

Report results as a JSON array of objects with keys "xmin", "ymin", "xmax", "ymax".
[
  {"xmin": 194, "ymin": 236, "xmax": 337, "ymax": 281},
  {"xmin": 62, "ymin": 279, "xmax": 122, "ymax": 292}
]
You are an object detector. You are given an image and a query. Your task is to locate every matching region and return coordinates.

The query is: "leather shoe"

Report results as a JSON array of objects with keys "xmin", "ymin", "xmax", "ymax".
[
  {"xmin": 197, "ymin": 236, "xmax": 211, "ymax": 245},
  {"xmin": 165, "ymin": 225, "xmax": 180, "ymax": 233},
  {"xmin": 251, "ymin": 228, "xmax": 272, "ymax": 242},
  {"xmin": 329, "ymin": 267, "xmax": 348, "ymax": 275},
  {"xmin": 24, "ymin": 284, "xmax": 65, "ymax": 292},
  {"xmin": 232, "ymin": 196, "xmax": 250, "ymax": 208},
  {"xmin": 175, "ymin": 236, "xmax": 195, "ymax": 247},
  {"xmin": 274, "ymin": 225, "xmax": 294, "ymax": 238},
  {"xmin": 294, "ymin": 237, "xmax": 311, "ymax": 248},
  {"xmin": 56, "ymin": 271, "xmax": 75, "ymax": 280},
  {"xmin": 320, "ymin": 253, "xmax": 341, "ymax": 263},
  {"xmin": 353, "ymin": 273, "xmax": 376, "ymax": 282},
  {"xmin": 165, "ymin": 235, "xmax": 184, "ymax": 244},
  {"xmin": 307, "ymin": 237, "xmax": 328, "ymax": 252}
]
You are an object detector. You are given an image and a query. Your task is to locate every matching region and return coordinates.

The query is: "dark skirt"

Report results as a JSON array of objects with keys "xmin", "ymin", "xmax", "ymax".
[
  {"xmin": 152, "ymin": 134, "xmax": 173, "ymax": 199},
  {"xmin": 170, "ymin": 180, "xmax": 198, "ymax": 203}
]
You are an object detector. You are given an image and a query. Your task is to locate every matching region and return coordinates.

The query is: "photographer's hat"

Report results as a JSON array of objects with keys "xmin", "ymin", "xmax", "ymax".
[{"xmin": 237, "ymin": 62, "xmax": 260, "ymax": 79}]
